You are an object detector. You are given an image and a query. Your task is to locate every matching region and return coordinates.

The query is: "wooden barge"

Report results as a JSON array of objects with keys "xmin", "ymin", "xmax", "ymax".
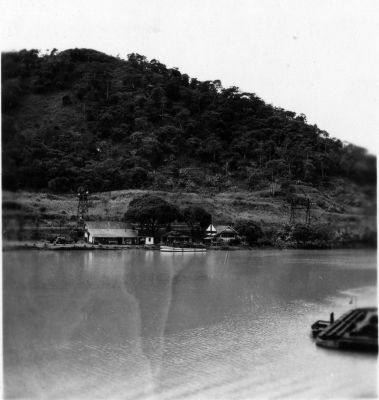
[{"xmin": 313, "ymin": 307, "xmax": 377, "ymax": 352}]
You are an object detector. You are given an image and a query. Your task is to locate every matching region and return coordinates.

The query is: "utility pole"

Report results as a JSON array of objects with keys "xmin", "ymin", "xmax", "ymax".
[
  {"xmin": 289, "ymin": 199, "xmax": 296, "ymax": 224},
  {"xmin": 305, "ymin": 198, "xmax": 311, "ymax": 226}
]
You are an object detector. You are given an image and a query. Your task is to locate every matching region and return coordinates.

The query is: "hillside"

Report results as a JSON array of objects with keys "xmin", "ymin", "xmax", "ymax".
[
  {"xmin": 2, "ymin": 175, "xmax": 376, "ymax": 246},
  {"xmin": 1, "ymin": 48, "xmax": 376, "ymax": 247},
  {"xmin": 2, "ymin": 48, "xmax": 376, "ymax": 194}
]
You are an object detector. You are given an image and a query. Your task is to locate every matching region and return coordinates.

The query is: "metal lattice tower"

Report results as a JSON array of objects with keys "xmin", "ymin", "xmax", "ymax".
[
  {"xmin": 289, "ymin": 198, "xmax": 311, "ymax": 225},
  {"xmin": 77, "ymin": 186, "xmax": 89, "ymax": 223}
]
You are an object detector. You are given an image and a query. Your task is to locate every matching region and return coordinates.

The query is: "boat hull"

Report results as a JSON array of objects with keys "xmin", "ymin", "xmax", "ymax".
[
  {"xmin": 160, "ymin": 245, "xmax": 207, "ymax": 252},
  {"xmin": 314, "ymin": 307, "xmax": 378, "ymax": 353}
]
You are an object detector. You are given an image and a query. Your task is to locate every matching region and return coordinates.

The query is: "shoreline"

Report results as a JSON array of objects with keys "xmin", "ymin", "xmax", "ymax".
[
  {"xmin": 2, "ymin": 241, "xmax": 375, "ymax": 252},
  {"xmin": 1, "ymin": 241, "xmax": 251, "ymax": 251},
  {"xmin": 2, "ymin": 241, "xmax": 145, "ymax": 251}
]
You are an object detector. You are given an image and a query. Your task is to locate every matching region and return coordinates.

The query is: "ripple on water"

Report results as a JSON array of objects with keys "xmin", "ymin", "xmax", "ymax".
[{"xmin": 3, "ymin": 249, "xmax": 377, "ymax": 399}]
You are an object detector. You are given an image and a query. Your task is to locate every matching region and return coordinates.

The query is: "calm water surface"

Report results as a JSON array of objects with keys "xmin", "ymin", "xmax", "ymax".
[{"xmin": 3, "ymin": 249, "xmax": 377, "ymax": 399}]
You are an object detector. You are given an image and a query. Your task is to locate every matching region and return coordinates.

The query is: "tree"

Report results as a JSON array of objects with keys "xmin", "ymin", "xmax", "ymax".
[
  {"xmin": 1, "ymin": 48, "xmax": 376, "ymax": 194},
  {"xmin": 47, "ymin": 177, "xmax": 71, "ymax": 193},
  {"xmin": 265, "ymin": 158, "xmax": 286, "ymax": 181},
  {"xmin": 198, "ymin": 132, "xmax": 222, "ymax": 162},
  {"xmin": 285, "ymin": 223, "xmax": 332, "ymax": 248},
  {"xmin": 2, "ymin": 78, "xmax": 22, "ymax": 111},
  {"xmin": 181, "ymin": 206, "xmax": 211, "ymax": 232},
  {"xmin": 235, "ymin": 220, "xmax": 263, "ymax": 245},
  {"xmin": 124, "ymin": 195, "xmax": 180, "ymax": 235},
  {"xmin": 124, "ymin": 167, "xmax": 148, "ymax": 188}
]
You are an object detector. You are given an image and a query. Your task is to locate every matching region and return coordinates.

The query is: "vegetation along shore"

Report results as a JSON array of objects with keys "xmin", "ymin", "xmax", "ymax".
[{"xmin": 3, "ymin": 183, "xmax": 376, "ymax": 249}]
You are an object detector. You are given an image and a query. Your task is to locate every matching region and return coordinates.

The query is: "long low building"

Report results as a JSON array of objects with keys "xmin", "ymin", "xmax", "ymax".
[{"xmin": 84, "ymin": 221, "xmax": 139, "ymax": 245}]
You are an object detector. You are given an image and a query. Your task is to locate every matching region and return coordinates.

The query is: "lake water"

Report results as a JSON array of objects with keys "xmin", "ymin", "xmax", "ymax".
[{"xmin": 3, "ymin": 249, "xmax": 377, "ymax": 399}]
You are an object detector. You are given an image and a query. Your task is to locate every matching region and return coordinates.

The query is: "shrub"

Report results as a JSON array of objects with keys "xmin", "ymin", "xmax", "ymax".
[
  {"xmin": 235, "ymin": 220, "xmax": 263, "ymax": 245},
  {"xmin": 153, "ymin": 173, "xmax": 174, "ymax": 189},
  {"xmin": 62, "ymin": 95, "xmax": 72, "ymax": 106},
  {"xmin": 275, "ymin": 223, "xmax": 332, "ymax": 249},
  {"xmin": 291, "ymin": 223, "xmax": 332, "ymax": 242},
  {"xmin": 48, "ymin": 177, "xmax": 71, "ymax": 193},
  {"xmin": 124, "ymin": 167, "xmax": 149, "ymax": 188},
  {"xmin": 361, "ymin": 228, "xmax": 377, "ymax": 247}
]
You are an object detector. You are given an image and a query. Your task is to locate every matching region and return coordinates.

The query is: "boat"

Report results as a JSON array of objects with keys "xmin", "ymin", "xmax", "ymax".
[
  {"xmin": 311, "ymin": 320, "xmax": 331, "ymax": 338},
  {"xmin": 160, "ymin": 243, "xmax": 207, "ymax": 252},
  {"xmin": 311, "ymin": 307, "xmax": 378, "ymax": 352}
]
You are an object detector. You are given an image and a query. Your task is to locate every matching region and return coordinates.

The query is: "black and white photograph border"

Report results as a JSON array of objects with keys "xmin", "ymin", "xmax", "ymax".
[{"xmin": 1, "ymin": 0, "xmax": 378, "ymax": 398}]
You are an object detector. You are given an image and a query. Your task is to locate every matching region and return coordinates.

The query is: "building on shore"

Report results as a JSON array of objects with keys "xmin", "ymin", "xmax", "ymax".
[
  {"xmin": 144, "ymin": 236, "xmax": 155, "ymax": 245},
  {"xmin": 84, "ymin": 221, "xmax": 139, "ymax": 245},
  {"xmin": 204, "ymin": 224, "xmax": 240, "ymax": 244},
  {"xmin": 161, "ymin": 223, "xmax": 193, "ymax": 244},
  {"xmin": 83, "ymin": 221, "xmax": 241, "ymax": 246},
  {"xmin": 204, "ymin": 224, "xmax": 217, "ymax": 242}
]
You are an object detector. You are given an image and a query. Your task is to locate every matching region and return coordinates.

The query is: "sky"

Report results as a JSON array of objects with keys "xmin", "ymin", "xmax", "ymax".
[{"xmin": 1, "ymin": 0, "xmax": 378, "ymax": 154}]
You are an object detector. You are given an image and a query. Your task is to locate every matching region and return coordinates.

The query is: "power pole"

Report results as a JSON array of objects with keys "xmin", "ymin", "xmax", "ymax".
[
  {"xmin": 305, "ymin": 198, "xmax": 311, "ymax": 225},
  {"xmin": 289, "ymin": 199, "xmax": 296, "ymax": 224}
]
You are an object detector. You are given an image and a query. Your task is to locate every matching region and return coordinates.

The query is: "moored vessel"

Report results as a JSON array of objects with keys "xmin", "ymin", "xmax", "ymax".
[
  {"xmin": 160, "ymin": 243, "xmax": 207, "ymax": 252},
  {"xmin": 312, "ymin": 307, "xmax": 378, "ymax": 352}
]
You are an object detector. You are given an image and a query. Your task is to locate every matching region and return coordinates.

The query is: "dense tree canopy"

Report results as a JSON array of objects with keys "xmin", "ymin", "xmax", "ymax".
[
  {"xmin": 2, "ymin": 48, "xmax": 376, "ymax": 193},
  {"xmin": 124, "ymin": 195, "xmax": 180, "ymax": 234},
  {"xmin": 234, "ymin": 220, "xmax": 263, "ymax": 245},
  {"xmin": 181, "ymin": 206, "xmax": 211, "ymax": 231}
]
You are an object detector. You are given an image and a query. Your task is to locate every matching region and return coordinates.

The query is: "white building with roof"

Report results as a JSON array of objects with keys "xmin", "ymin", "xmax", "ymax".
[{"xmin": 84, "ymin": 221, "xmax": 139, "ymax": 245}]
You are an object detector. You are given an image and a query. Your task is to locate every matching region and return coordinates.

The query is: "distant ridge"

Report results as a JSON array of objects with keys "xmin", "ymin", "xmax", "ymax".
[{"xmin": 2, "ymin": 48, "xmax": 376, "ymax": 193}]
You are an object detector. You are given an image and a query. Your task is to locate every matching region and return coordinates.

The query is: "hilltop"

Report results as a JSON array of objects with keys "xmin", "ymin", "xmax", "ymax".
[{"xmin": 2, "ymin": 48, "xmax": 375, "ymax": 193}]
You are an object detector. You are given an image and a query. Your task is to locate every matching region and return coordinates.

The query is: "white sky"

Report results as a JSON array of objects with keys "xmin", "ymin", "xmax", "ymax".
[{"xmin": 1, "ymin": 0, "xmax": 378, "ymax": 154}]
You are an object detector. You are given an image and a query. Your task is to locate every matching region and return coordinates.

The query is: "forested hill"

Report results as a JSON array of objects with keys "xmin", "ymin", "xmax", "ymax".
[{"xmin": 2, "ymin": 48, "xmax": 376, "ymax": 193}]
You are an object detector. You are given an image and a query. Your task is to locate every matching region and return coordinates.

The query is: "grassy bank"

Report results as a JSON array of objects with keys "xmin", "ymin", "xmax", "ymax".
[{"xmin": 2, "ymin": 179, "xmax": 376, "ymax": 247}]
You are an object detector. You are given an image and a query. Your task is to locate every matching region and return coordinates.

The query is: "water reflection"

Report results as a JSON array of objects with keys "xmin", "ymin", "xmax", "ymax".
[{"xmin": 3, "ymin": 249, "xmax": 377, "ymax": 399}]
